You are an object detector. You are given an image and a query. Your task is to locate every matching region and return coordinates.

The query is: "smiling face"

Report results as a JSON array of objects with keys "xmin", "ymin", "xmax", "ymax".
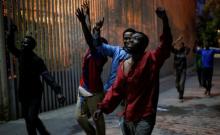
[
  {"xmin": 125, "ymin": 32, "xmax": 147, "ymax": 54},
  {"xmin": 123, "ymin": 31, "xmax": 133, "ymax": 47}
]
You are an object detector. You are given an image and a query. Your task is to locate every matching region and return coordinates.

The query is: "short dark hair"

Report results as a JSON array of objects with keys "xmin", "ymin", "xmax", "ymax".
[
  {"xmin": 123, "ymin": 28, "xmax": 136, "ymax": 36},
  {"xmin": 136, "ymin": 31, "xmax": 149, "ymax": 50},
  {"xmin": 100, "ymin": 37, "xmax": 108, "ymax": 44}
]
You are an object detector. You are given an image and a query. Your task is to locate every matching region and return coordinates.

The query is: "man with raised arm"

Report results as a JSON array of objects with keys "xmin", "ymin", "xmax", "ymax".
[
  {"xmin": 75, "ymin": 2, "xmax": 136, "ymax": 134},
  {"xmin": 194, "ymin": 42, "xmax": 220, "ymax": 96},
  {"xmin": 171, "ymin": 37, "xmax": 190, "ymax": 102},
  {"xmin": 93, "ymin": 8, "xmax": 173, "ymax": 135},
  {"xmin": 7, "ymin": 23, "xmax": 65, "ymax": 135},
  {"xmin": 75, "ymin": 1, "xmax": 108, "ymax": 135}
]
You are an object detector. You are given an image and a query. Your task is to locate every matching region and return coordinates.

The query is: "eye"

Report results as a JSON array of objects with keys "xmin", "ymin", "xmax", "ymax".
[{"xmin": 124, "ymin": 37, "xmax": 130, "ymax": 40}]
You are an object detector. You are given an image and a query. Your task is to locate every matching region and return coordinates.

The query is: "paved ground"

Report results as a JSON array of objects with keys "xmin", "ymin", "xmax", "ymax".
[{"xmin": 1, "ymin": 63, "xmax": 220, "ymax": 135}]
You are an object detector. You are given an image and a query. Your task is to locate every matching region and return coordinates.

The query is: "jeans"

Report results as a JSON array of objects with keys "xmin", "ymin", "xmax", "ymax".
[
  {"xmin": 197, "ymin": 67, "xmax": 203, "ymax": 86},
  {"xmin": 121, "ymin": 117, "xmax": 155, "ymax": 135},
  {"xmin": 202, "ymin": 68, "xmax": 213, "ymax": 92},
  {"xmin": 176, "ymin": 69, "xmax": 186, "ymax": 99},
  {"xmin": 75, "ymin": 92, "xmax": 105, "ymax": 135}
]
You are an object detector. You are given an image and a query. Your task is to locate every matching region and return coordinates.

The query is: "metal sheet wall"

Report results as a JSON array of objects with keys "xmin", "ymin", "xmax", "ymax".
[
  {"xmin": 2, "ymin": 0, "xmax": 196, "ymax": 119},
  {"xmin": 3, "ymin": 0, "xmax": 110, "ymax": 118}
]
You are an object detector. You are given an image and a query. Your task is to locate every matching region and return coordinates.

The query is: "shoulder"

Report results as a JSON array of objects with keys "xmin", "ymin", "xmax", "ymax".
[{"xmin": 33, "ymin": 54, "xmax": 45, "ymax": 65}]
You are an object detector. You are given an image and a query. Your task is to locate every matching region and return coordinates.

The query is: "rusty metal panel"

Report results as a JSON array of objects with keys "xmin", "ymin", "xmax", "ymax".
[{"xmin": 2, "ymin": 0, "xmax": 196, "ymax": 119}]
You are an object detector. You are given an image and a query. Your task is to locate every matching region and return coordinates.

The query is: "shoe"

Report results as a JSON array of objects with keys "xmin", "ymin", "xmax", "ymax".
[{"xmin": 179, "ymin": 99, "xmax": 184, "ymax": 103}]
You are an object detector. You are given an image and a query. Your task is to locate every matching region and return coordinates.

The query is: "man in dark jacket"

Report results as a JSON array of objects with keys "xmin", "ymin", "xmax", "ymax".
[
  {"xmin": 7, "ymin": 24, "xmax": 65, "ymax": 135},
  {"xmin": 172, "ymin": 40, "xmax": 190, "ymax": 102}
]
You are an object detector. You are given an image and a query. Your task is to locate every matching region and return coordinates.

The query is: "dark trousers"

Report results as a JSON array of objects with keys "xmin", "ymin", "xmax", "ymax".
[
  {"xmin": 202, "ymin": 68, "xmax": 213, "ymax": 92},
  {"xmin": 21, "ymin": 97, "xmax": 50, "ymax": 135},
  {"xmin": 197, "ymin": 67, "xmax": 203, "ymax": 86},
  {"xmin": 176, "ymin": 69, "xmax": 186, "ymax": 99},
  {"xmin": 122, "ymin": 117, "xmax": 155, "ymax": 135}
]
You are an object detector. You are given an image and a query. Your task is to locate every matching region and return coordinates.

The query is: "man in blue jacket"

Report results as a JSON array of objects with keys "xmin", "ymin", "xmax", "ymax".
[{"xmin": 195, "ymin": 43, "xmax": 220, "ymax": 96}]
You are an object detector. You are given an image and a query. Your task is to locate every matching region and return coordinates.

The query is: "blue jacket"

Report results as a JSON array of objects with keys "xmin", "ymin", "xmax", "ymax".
[
  {"xmin": 97, "ymin": 43, "xmax": 129, "ymax": 92},
  {"xmin": 197, "ymin": 48, "xmax": 220, "ymax": 68}
]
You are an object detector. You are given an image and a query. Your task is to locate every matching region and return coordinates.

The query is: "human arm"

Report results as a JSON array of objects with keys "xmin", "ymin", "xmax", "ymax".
[
  {"xmin": 38, "ymin": 60, "xmax": 66, "ymax": 105},
  {"xmin": 153, "ymin": 7, "xmax": 173, "ymax": 67},
  {"xmin": 172, "ymin": 36, "xmax": 183, "ymax": 46},
  {"xmin": 93, "ymin": 66, "xmax": 125, "ymax": 119},
  {"xmin": 7, "ymin": 24, "xmax": 20, "ymax": 57},
  {"xmin": 75, "ymin": 8, "xmax": 95, "ymax": 51},
  {"xmin": 41, "ymin": 71, "xmax": 66, "ymax": 104},
  {"xmin": 210, "ymin": 47, "xmax": 220, "ymax": 53},
  {"xmin": 82, "ymin": 0, "xmax": 91, "ymax": 32}
]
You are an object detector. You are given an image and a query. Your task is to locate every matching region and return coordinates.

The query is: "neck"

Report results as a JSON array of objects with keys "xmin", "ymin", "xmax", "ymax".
[{"xmin": 131, "ymin": 53, "xmax": 142, "ymax": 62}]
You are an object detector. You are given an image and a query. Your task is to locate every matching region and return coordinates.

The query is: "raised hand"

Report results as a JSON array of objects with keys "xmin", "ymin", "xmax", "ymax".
[
  {"xmin": 75, "ymin": 8, "xmax": 85, "ymax": 23},
  {"xmin": 57, "ymin": 94, "xmax": 66, "ymax": 105},
  {"xmin": 156, "ymin": 7, "xmax": 167, "ymax": 20},
  {"xmin": 82, "ymin": 0, "xmax": 89, "ymax": 16},
  {"xmin": 94, "ymin": 17, "xmax": 104, "ymax": 30}
]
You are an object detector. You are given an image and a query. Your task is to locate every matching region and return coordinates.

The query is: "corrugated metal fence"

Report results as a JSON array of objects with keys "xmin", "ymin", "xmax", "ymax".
[
  {"xmin": 2, "ymin": 0, "xmax": 196, "ymax": 119},
  {"xmin": 3, "ymin": 0, "xmax": 113, "ymax": 118},
  {"xmin": 2, "ymin": 0, "xmax": 160, "ymax": 119}
]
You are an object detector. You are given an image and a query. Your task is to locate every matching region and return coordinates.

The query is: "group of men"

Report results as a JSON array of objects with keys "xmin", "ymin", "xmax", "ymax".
[
  {"xmin": 6, "ymin": 1, "xmax": 220, "ymax": 135},
  {"xmin": 75, "ymin": 1, "xmax": 172, "ymax": 135}
]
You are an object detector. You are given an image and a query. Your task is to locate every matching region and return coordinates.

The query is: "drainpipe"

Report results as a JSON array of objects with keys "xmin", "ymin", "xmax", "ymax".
[{"xmin": 0, "ymin": 1, "xmax": 9, "ymax": 121}]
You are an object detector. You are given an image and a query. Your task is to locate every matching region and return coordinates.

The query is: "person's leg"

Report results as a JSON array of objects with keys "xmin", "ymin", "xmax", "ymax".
[
  {"xmin": 197, "ymin": 67, "xmax": 202, "ymax": 86},
  {"xmin": 120, "ymin": 116, "xmax": 128, "ymax": 135},
  {"xmin": 206, "ymin": 68, "xmax": 213, "ymax": 96},
  {"xmin": 201, "ymin": 68, "xmax": 208, "ymax": 94},
  {"xmin": 179, "ymin": 69, "xmax": 186, "ymax": 101},
  {"xmin": 118, "ymin": 100, "xmax": 126, "ymax": 135},
  {"xmin": 176, "ymin": 70, "xmax": 181, "ymax": 99},
  {"xmin": 22, "ymin": 97, "xmax": 49, "ymax": 135},
  {"xmin": 36, "ymin": 118, "xmax": 50, "ymax": 135},
  {"xmin": 135, "ymin": 119, "xmax": 155, "ymax": 135},
  {"xmin": 31, "ymin": 97, "xmax": 50, "ymax": 135},
  {"xmin": 75, "ymin": 95, "xmax": 96, "ymax": 135},
  {"xmin": 22, "ymin": 101, "xmax": 37, "ymax": 135},
  {"xmin": 87, "ymin": 93, "xmax": 105, "ymax": 135},
  {"xmin": 123, "ymin": 121, "xmax": 135, "ymax": 135}
]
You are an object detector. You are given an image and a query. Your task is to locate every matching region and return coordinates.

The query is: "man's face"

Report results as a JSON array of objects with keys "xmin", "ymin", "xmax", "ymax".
[
  {"xmin": 123, "ymin": 31, "xmax": 133, "ymax": 47},
  {"xmin": 21, "ymin": 37, "xmax": 35, "ymax": 52},
  {"xmin": 126, "ymin": 33, "xmax": 143, "ymax": 54}
]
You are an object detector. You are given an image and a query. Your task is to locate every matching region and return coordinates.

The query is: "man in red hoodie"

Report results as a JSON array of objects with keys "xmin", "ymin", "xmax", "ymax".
[{"xmin": 94, "ymin": 7, "xmax": 173, "ymax": 135}]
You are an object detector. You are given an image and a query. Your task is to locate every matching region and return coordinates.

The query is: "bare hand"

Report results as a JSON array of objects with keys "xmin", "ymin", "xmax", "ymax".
[
  {"xmin": 75, "ymin": 8, "xmax": 85, "ymax": 23},
  {"xmin": 82, "ymin": 0, "xmax": 89, "ymax": 15},
  {"xmin": 156, "ymin": 7, "xmax": 167, "ymax": 20},
  {"xmin": 57, "ymin": 94, "xmax": 66, "ymax": 105},
  {"xmin": 93, "ymin": 109, "xmax": 103, "ymax": 120},
  {"xmin": 94, "ymin": 17, "xmax": 104, "ymax": 30}
]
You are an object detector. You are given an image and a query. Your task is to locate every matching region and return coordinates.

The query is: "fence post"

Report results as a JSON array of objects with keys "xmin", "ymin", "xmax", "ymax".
[{"xmin": 0, "ymin": 1, "xmax": 9, "ymax": 121}]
